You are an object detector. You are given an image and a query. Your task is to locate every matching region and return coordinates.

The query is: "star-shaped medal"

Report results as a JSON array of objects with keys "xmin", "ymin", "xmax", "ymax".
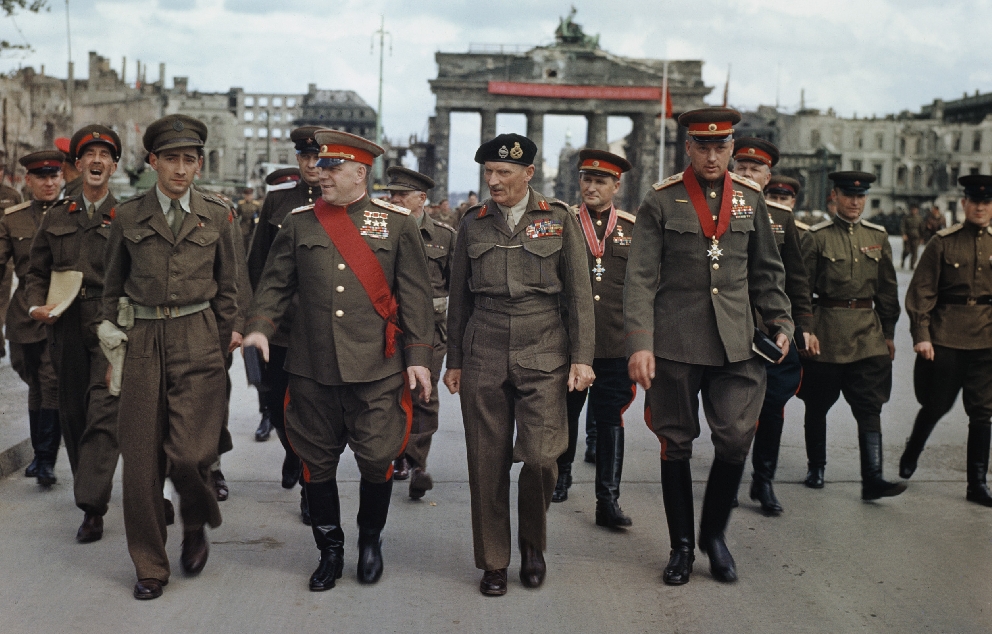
[{"xmin": 707, "ymin": 240, "xmax": 723, "ymax": 261}]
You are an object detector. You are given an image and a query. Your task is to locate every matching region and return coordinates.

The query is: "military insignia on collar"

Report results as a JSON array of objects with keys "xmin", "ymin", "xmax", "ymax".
[
  {"xmin": 525, "ymin": 218, "xmax": 563, "ymax": 239},
  {"xmin": 498, "ymin": 145, "xmax": 509, "ymax": 159},
  {"xmin": 360, "ymin": 210, "xmax": 390, "ymax": 239},
  {"xmin": 67, "ymin": 201, "xmax": 79, "ymax": 214},
  {"xmin": 510, "ymin": 142, "xmax": 524, "ymax": 160},
  {"xmin": 730, "ymin": 190, "xmax": 753, "ymax": 219}
]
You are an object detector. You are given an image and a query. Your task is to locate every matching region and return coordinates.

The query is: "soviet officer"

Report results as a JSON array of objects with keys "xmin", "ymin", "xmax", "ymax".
[
  {"xmin": 26, "ymin": 126, "xmax": 123, "ymax": 542},
  {"xmin": 443, "ymin": 133, "xmax": 595, "ymax": 596},
  {"xmin": 0, "ymin": 152, "xmax": 21, "ymax": 362},
  {"xmin": 900, "ymin": 174, "xmax": 992, "ymax": 507},
  {"xmin": 1, "ymin": 151, "xmax": 64, "ymax": 486},
  {"xmin": 625, "ymin": 109, "xmax": 793, "ymax": 585},
  {"xmin": 552, "ymin": 149, "xmax": 638, "ymax": 530},
  {"xmin": 383, "ymin": 165, "xmax": 455, "ymax": 500},
  {"xmin": 797, "ymin": 171, "xmax": 905, "ymax": 500},
  {"xmin": 731, "ymin": 138, "xmax": 814, "ymax": 515},
  {"xmin": 101, "ymin": 115, "xmax": 239, "ymax": 600},
  {"xmin": 244, "ymin": 130, "xmax": 434, "ymax": 592},
  {"xmin": 246, "ymin": 127, "xmax": 323, "ymax": 512}
]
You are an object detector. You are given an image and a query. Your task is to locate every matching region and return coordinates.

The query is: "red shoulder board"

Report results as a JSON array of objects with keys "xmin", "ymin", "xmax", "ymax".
[
  {"xmin": 227, "ymin": 210, "xmax": 234, "ymax": 223},
  {"xmin": 68, "ymin": 201, "xmax": 79, "ymax": 214},
  {"xmin": 538, "ymin": 200, "xmax": 549, "ymax": 211},
  {"xmin": 477, "ymin": 204, "xmax": 488, "ymax": 219}
]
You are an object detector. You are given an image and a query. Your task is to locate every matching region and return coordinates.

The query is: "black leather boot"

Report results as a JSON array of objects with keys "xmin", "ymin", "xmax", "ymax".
[
  {"xmin": 899, "ymin": 409, "xmax": 941, "ymax": 479},
  {"xmin": 35, "ymin": 408, "xmax": 61, "ymax": 486},
  {"xmin": 24, "ymin": 409, "xmax": 39, "ymax": 477},
  {"xmin": 751, "ymin": 416, "xmax": 783, "ymax": 514},
  {"xmin": 304, "ymin": 480, "xmax": 344, "ymax": 591},
  {"xmin": 595, "ymin": 427, "xmax": 632, "ymax": 527},
  {"xmin": 660, "ymin": 459, "xmax": 694, "ymax": 585},
  {"xmin": 551, "ymin": 463, "xmax": 571, "ymax": 503},
  {"xmin": 356, "ymin": 478, "xmax": 392, "ymax": 584},
  {"xmin": 804, "ymin": 413, "xmax": 827, "ymax": 489},
  {"xmin": 860, "ymin": 432, "xmax": 907, "ymax": 500},
  {"xmin": 254, "ymin": 409, "xmax": 273, "ymax": 442},
  {"xmin": 966, "ymin": 423, "xmax": 992, "ymax": 507},
  {"xmin": 699, "ymin": 459, "xmax": 745, "ymax": 583},
  {"xmin": 300, "ymin": 487, "xmax": 311, "ymax": 525}
]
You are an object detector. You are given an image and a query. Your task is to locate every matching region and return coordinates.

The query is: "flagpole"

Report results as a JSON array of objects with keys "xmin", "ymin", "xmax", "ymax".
[{"xmin": 658, "ymin": 58, "xmax": 669, "ymax": 181}]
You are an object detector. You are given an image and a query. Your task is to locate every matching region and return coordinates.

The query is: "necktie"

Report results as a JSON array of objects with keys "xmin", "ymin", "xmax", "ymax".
[
  {"xmin": 168, "ymin": 199, "xmax": 184, "ymax": 236},
  {"xmin": 87, "ymin": 203, "xmax": 95, "ymax": 220}
]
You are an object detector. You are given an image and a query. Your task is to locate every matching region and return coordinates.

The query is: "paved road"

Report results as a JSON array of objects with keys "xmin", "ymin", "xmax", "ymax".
[{"xmin": 0, "ymin": 259, "xmax": 990, "ymax": 633}]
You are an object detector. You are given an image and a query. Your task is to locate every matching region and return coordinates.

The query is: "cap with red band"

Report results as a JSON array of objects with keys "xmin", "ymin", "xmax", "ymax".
[
  {"xmin": 733, "ymin": 136, "xmax": 779, "ymax": 168},
  {"xmin": 19, "ymin": 150, "xmax": 65, "ymax": 175},
  {"xmin": 265, "ymin": 167, "xmax": 302, "ymax": 186},
  {"xmin": 678, "ymin": 106, "xmax": 742, "ymax": 142},
  {"xmin": 576, "ymin": 148, "xmax": 632, "ymax": 178},
  {"xmin": 765, "ymin": 174, "xmax": 800, "ymax": 197},
  {"xmin": 314, "ymin": 129, "xmax": 383, "ymax": 168},
  {"xmin": 70, "ymin": 124, "xmax": 122, "ymax": 162}
]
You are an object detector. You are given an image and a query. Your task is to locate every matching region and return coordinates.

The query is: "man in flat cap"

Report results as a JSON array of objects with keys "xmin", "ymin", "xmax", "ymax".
[
  {"xmin": 0, "ymin": 152, "xmax": 22, "ymax": 362},
  {"xmin": 625, "ymin": 108, "xmax": 793, "ymax": 585},
  {"xmin": 797, "ymin": 171, "xmax": 904, "ymax": 500},
  {"xmin": 0, "ymin": 150, "xmax": 64, "ymax": 486},
  {"xmin": 26, "ymin": 125, "xmax": 123, "ymax": 542},
  {"xmin": 101, "ymin": 114, "xmax": 239, "ymax": 600},
  {"xmin": 384, "ymin": 165, "xmax": 455, "ymax": 499},
  {"xmin": 246, "ymin": 126, "xmax": 324, "ymax": 519},
  {"xmin": 552, "ymin": 149, "xmax": 638, "ymax": 530},
  {"xmin": 900, "ymin": 174, "xmax": 992, "ymax": 507},
  {"xmin": 732, "ymin": 138, "xmax": 814, "ymax": 515},
  {"xmin": 444, "ymin": 133, "xmax": 595, "ymax": 596},
  {"xmin": 244, "ymin": 130, "xmax": 434, "ymax": 592}
]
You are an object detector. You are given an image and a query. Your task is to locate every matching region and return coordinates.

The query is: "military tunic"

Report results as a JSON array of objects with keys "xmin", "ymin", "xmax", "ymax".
[
  {"xmin": 247, "ymin": 195, "xmax": 434, "ymax": 483},
  {"xmin": 446, "ymin": 186, "xmax": 595, "ymax": 571},
  {"xmin": 25, "ymin": 193, "xmax": 120, "ymax": 516},
  {"xmin": 0, "ymin": 184, "xmax": 20, "ymax": 354},
  {"xmin": 624, "ymin": 171, "xmax": 793, "ymax": 463},
  {"xmin": 902, "ymin": 213, "xmax": 924, "ymax": 268},
  {"xmin": 102, "ymin": 188, "xmax": 239, "ymax": 583}
]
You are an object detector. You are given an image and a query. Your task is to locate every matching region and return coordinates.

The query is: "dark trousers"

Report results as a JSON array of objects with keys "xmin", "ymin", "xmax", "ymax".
[
  {"xmin": 559, "ymin": 357, "xmax": 636, "ymax": 468},
  {"xmin": 798, "ymin": 355, "xmax": 892, "ymax": 466},
  {"xmin": 260, "ymin": 344, "xmax": 294, "ymax": 453},
  {"xmin": 751, "ymin": 345, "xmax": 802, "ymax": 478},
  {"xmin": 405, "ymin": 324, "xmax": 446, "ymax": 470},
  {"xmin": 10, "ymin": 339, "xmax": 59, "ymax": 411},
  {"xmin": 914, "ymin": 345, "xmax": 992, "ymax": 427}
]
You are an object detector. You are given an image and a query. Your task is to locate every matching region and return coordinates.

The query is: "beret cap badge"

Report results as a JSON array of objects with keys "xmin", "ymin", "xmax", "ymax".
[
  {"xmin": 498, "ymin": 145, "xmax": 509, "ymax": 159},
  {"xmin": 509, "ymin": 142, "xmax": 524, "ymax": 160}
]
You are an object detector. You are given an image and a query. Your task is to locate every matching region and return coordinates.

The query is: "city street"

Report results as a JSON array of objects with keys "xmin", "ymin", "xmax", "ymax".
[{"xmin": 0, "ymin": 258, "xmax": 989, "ymax": 633}]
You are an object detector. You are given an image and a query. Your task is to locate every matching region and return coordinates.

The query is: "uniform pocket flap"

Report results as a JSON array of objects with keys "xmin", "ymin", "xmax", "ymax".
[
  {"xmin": 299, "ymin": 233, "xmax": 330, "ymax": 249},
  {"xmin": 425, "ymin": 245, "xmax": 448, "ymax": 260},
  {"xmin": 730, "ymin": 218, "xmax": 754, "ymax": 232},
  {"xmin": 125, "ymin": 228, "xmax": 157, "ymax": 243},
  {"xmin": 187, "ymin": 230, "xmax": 220, "ymax": 246},
  {"xmin": 467, "ymin": 242, "xmax": 497, "ymax": 259},
  {"xmin": 664, "ymin": 219, "xmax": 698, "ymax": 234},
  {"xmin": 516, "ymin": 352, "xmax": 568, "ymax": 372},
  {"xmin": 821, "ymin": 249, "xmax": 847, "ymax": 263},
  {"xmin": 45, "ymin": 223, "xmax": 78, "ymax": 237},
  {"xmin": 522, "ymin": 237, "xmax": 563, "ymax": 258},
  {"xmin": 612, "ymin": 244, "xmax": 629, "ymax": 258}
]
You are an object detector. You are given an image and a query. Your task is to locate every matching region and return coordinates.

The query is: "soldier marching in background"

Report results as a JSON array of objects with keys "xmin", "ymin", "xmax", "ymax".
[
  {"xmin": 552, "ymin": 149, "xmax": 638, "ymax": 531},
  {"xmin": 383, "ymin": 166, "xmax": 454, "ymax": 500},
  {"xmin": 236, "ymin": 186, "xmax": 260, "ymax": 254},
  {"xmin": 732, "ymin": 138, "xmax": 814, "ymax": 515},
  {"xmin": 797, "ymin": 171, "xmax": 905, "ymax": 500},
  {"xmin": 901, "ymin": 174, "xmax": 992, "ymax": 507},
  {"xmin": 1, "ymin": 151, "xmax": 64, "ymax": 486},
  {"xmin": 0, "ymin": 152, "xmax": 22, "ymax": 361},
  {"xmin": 26, "ymin": 126, "xmax": 123, "ymax": 543},
  {"xmin": 901, "ymin": 205, "xmax": 923, "ymax": 269}
]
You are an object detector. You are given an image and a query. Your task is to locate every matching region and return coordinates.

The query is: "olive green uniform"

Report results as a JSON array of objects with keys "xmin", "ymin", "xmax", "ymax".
[
  {"xmin": 236, "ymin": 197, "xmax": 260, "ymax": 253},
  {"xmin": 102, "ymin": 188, "xmax": 239, "ymax": 583},
  {"xmin": 26, "ymin": 194, "xmax": 120, "ymax": 517},
  {"xmin": 0, "ymin": 184, "xmax": 21, "ymax": 357},
  {"xmin": 901, "ymin": 213, "xmax": 924, "ymax": 269},
  {"xmin": 447, "ymin": 187, "xmax": 595, "ymax": 571}
]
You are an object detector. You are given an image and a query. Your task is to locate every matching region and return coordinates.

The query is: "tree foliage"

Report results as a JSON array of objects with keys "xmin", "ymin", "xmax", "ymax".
[{"xmin": 3, "ymin": 1, "xmax": 48, "ymax": 17}]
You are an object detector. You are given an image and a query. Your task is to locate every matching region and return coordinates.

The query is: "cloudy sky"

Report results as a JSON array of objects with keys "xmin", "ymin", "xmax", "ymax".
[{"xmin": 3, "ymin": 0, "xmax": 991, "ymax": 193}]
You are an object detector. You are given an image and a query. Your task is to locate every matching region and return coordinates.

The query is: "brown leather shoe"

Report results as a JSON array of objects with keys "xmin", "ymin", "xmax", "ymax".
[
  {"xmin": 76, "ymin": 513, "xmax": 104, "ymax": 543},
  {"xmin": 408, "ymin": 468, "xmax": 433, "ymax": 500},
  {"xmin": 212, "ymin": 470, "xmax": 229, "ymax": 501},
  {"xmin": 480, "ymin": 568, "xmax": 507, "ymax": 596},
  {"xmin": 393, "ymin": 456, "xmax": 410, "ymax": 481},
  {"xmin": 163, "ymin": 498, "xmax": 175, "ymax": 526},
  {"xmin": 180, "ymin": 528, "xmax": 209, "ymax": 575},
  {"xmin": 133, "ymin": 578, "xmax": 166, "ymax": 600},
  {"xmin": 519, "ymin": 542, "xmax": 546, "ymax": 588}
]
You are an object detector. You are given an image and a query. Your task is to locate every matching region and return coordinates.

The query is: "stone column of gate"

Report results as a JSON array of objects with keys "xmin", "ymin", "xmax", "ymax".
[
  {"xmin": 430, "ymin": 107, "xmax": 450, "ymax": 204},
  {"xmin": 479, "ymin": 108, "xmax": 498, "ymax": 199},
  {"xmin": 526, "ymin": 110, "xmax": 545, "ymax": 194},
  {"xmin": 586, "ymin": 112, "xmax": 608, "ymax": 150},
  {"xmin": 628, "ymin": 111, "xmax": 661, "ymax": 212}
]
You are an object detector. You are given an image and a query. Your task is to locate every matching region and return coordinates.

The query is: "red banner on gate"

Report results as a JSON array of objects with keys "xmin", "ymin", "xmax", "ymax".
[{"xmin": 488, "ymin": 81, "xmax": 662, "ymax": 101}]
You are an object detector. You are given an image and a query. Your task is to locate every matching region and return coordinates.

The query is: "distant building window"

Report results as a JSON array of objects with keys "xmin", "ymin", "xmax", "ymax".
[
  {"xmin": 873, "ymin": 163, "xmax": 883, "ymax": 184},
  {"xmin": 272, "ymin": 97, "xmax": 282, "ymax": 107},
  {"xmin": 950, "ymin": 166, "xmax": 960, "ymax": 182},
  {"xmin": 953, "ymin": 134, "xmax": 962, "ymax": 152},
  {"xmin": 971, "ymin": 166, "xmax": 980, "ymax": 175},
  {"xmin": 974, "ymin": 133, "xmax": 983, "ymax": 152},
  {"xmin": 912, "ymin": 166, "xmax": 923, "ymax": 189},
  {"xmin": 926, "ymin": 166, "xmax": 934, "ymax": 188},
  {"xmin": 871, "ymin": 198, "xmax": 881, "ymax": 210},
  {"xmin": 272, "ymin": 129, "xmax": 282, "ymax": 138},
  {"xmin": 278, "ymin": 153, "xmax": 289, "ymax": 163},
  {"xmin": 856, "ymin": 133, "xmax": 863, "ymax": 149},
  {"xmin": 900, "ymin": 138, "xmax": 906, "ymax": 155},
  {"xmin": 286, "ymin": 98, "xmax": 297, "ymax": 107},
  {"xmin": 915, "ymin": 137, "xmax": 923, "ymax": 154},
  {"xmin": 244, "ymin": 111, "xmax": 254, "ymax": 122},
  {"xmin": 876, "ymin": 133, "xmax": 884, "ymax": 150},
  {"xmin": 258, "ymin": 97, "xmax": 268, "ymax": 107},
  {"xmin": 273, "ymin": 112, "xmax": 282, "ymax": 122},
  {"xmin": 897, "ymin": 165, "xmax": 908, "ymax": 186},
  {"xmin": 244, "ymin": 96, "xmax": 254, "ymax": 107},
  {"xmin": 810, "ymin": 130, "xmax": 821, "ymax": 147},
  {"xmin": 851, "ymin": 160, "xmax": 863, "ymax": 172},
  {"xmin": 285, "ymin": 113, "xmax": 294, "ymax": 124},
  {"xmin": 243, "ymin": 127, "xmax": 253, "ymax": 137},
  {"xmin": 948, "ymin": 200, "xmax": 957, "ymax": 214}
]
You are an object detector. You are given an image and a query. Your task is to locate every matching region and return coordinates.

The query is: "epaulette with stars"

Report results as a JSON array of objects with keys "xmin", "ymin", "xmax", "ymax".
[
  {"xmin": 653, "ymin": 172, "xmax": 683, "ymax": 191},
  {"xmin": 370, "ymin": 198, "xmax": 410, "ymax": 215}
]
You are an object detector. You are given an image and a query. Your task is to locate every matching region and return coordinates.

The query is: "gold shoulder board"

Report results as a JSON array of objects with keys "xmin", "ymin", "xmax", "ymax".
[
  {"xmin": 809, "ymin": 219, "xmax": 833, "ymax": 232},
  {"xmin": 615, "ymin": 210, "xmax": 636, "ymax": 223},
  {"xmin": 936, "ymin": 223, "xmax": 964, "ymax": 237},
  {"xmin": 371, "ymin": 198, "xmax": 411, "ymax": 215},
  {"xmin": 290, "ymin": 204, "xmax": 315, "ymax": 215},
  {"xmin": 653, "ymin": 173, "xmax": 683, "ymax": 191},
  {"xmin": 794, "ymin": 220, "xmax": 810, "ymax": 231},
  {"xmin": 730, "ymin": 172, "xmax": 762, "ymax": 192},
  {"xmin": 4, "ymin": 200, "xmax": 31, "ymax": 215},
  {"xmin": 861, "ymin": 219, "xmax": 887, "ymax": 232}
]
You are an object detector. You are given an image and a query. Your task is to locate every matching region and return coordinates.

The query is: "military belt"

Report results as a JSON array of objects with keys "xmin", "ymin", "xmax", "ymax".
[
  {"xmin": 817, "ymin": 298, "xmax": 873, "ymax": 309},
  {"xmin": 937, "ymin": 295, "xmax": 992, "ymax": 306},
  {"xmin": 474, "ymin": 294, "xmax": 559, "ymax": 316},
  {"xmin": 133, "ymin": 301, "xmax": 211, "ymax": 320},
  {"xmin": 78, "ymin": 285, "xmax": 102, "ymax": 299}
]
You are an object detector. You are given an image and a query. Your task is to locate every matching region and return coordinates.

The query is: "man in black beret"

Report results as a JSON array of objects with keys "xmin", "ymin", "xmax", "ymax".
[{"xmin": 444, "ymin": 133, "xmax": 595, "ymax": 595}]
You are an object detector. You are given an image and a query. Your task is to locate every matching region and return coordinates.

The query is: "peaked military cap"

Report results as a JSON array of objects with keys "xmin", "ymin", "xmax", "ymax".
[
  {"xmin": 382, "ymin": 166, "xmax": 435, "ymax": 192},
  {"xmin": 678, "ymin": 107, "xmax": 741, "ymax": 142},
  {"xmin": 143, "ymin": 115, "xmax": 208, "ymax": 154},
  {"xmin": 475, "ymin": 133, "xmax": 538, "ymax": 166},
  {"xmin": 828, "ymin": 170, "xmax": 875, "ymax": 194},
  {"xmin": 20, "ymin": 150, "xmax": 65, "ymax": 175},
  {"xmin": 765, "ymin": 174, "xmax": 801, "ymax": 197},
  {"xmin": 959, "ymin": 174, "xmax": 992, "ymax": 201},
  {"xmin": 70, "ymin": 124, "xmax": 122, "ymax": 162},
  {"xmin": 577, "ymin": 149, "xmax": 632, "ymax": 178},
  {"xmin": 265, "ymin": 167, "xmax": 301, "ymax": 186},
  {"xmin": 314, "ymin": 129, "xmax": 383, "ymax": 168},
  {"xmin": 733, "ymin": 137, "xmax": 779, "ymax": 167},
  {"xmin": 290, "ymin": 126, "xmax": 324, "ymax": 154}
]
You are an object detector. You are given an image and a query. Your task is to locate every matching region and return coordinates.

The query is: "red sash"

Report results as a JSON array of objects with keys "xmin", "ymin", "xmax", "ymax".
[
  {"xmin": 682, "ymin": 167, "xmax": 732, "ymax": 240},
  {"xmin": 313, "ymin": 197, "xmax": 401, "ymax": 358},
  {"xmin": 577, "ymin": 203, "xmax": 617, "ymax": 258}
]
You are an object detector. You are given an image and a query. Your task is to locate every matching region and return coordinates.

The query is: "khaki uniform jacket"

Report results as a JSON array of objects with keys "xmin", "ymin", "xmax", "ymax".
[
  {"xmin": 0, "ymin": 200, "xmax": 55, "ymax": 343},
  {"xmin": 906, "ymin": 222, "xmax": 992, "ymax": 349},
  {"xmin": 804, "ymin": 216, "xmax": 900, "ymax": 363},
  {"xmin": 101, "ymin": 188, "xmax": 239, "ymax": 349},
  {"xmin": 420, "ymin": 212, "xmax": 456, "ymax": 328},
  {"xmin": 247, "ymin": 196, "xmax": 435, "ymax": 385},
  {"xmin": 0, "ymin": 184, "xmax": 21, "ymax": 211},
  {"xmin": 624, "ymin": 172, "xmax": 793, "ymax": 365},
  {"xmin": 571, "ymin": 205, "xmax": 635, "ymax": 359},
  {"xmin": 901, "ymin": 214, "xmax": 923, "ymax": 238},
  {"xmin": 446, "ymin": 187, "xmax": 595, "ymax": 369},
  {"xmin": 25, "ymin": 193, "xmax": 117, "ymax": 308},
  {"xmin": 766, "ymin": 201, "xmax": 814, "ymax": 334}
]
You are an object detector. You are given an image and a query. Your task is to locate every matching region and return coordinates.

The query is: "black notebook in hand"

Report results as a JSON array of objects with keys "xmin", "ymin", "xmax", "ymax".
[
  {"xmin": 752, "ymin": 328, "xmax": 784, "ymax": 363},
  {"xmin": 244, "ymin": 345, "xmax": 264, "ymax": 386}
]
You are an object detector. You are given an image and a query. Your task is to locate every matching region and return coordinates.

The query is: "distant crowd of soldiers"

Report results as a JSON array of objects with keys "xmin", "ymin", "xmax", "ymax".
[{"xmin": 0, "ymin": 104, "xmax": 989, "ymax": 600}]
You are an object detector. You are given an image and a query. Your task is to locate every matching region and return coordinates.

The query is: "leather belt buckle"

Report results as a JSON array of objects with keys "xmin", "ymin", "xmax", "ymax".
[
  {"xmin": 161, "ymin": 306, "xmax": 172, "ymax": 319},
  {"xmin": 79, "ymin": 286, "xmax": 87, "ymax": 299},
  {"xmin": 845, "ymin": 299, "xmax": 857, "ymax": 308},
  {"xmin": 967, "ymin": 297, "xmax": 978, "ymax": 306}
]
